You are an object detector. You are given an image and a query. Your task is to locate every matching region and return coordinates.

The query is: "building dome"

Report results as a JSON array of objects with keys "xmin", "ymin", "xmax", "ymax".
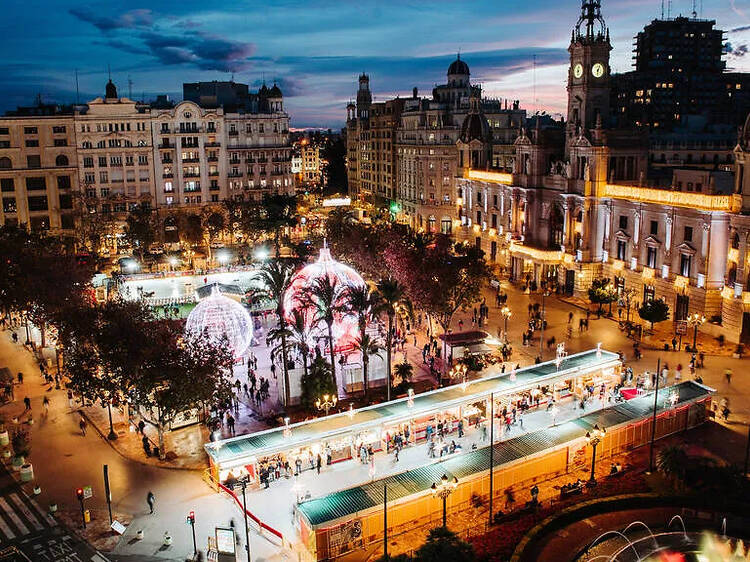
[
  {"xmin": 185, "ymin": 285, "xmax": 253, "ymax": 359},
  {"xmin": 283, "ymin": 247, "xmax": 365, "ymax": 352},
  {"xmin": 105, "ymin": 79, "xmax": 118, "ymax": 100},
  {"xmin": 447, "ymin": 55, "xmax": 470, "ymax": 77},
  {"xmin": 460, "ymin": 112, "xmax": 491, "ymax": 143},
  {"xmin": 269, "ymin": 84, "xmax": 283, "ymax": 97}
]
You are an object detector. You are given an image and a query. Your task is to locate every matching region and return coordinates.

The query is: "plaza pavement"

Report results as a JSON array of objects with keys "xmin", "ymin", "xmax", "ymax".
[{"xmin": 0, "ymin": 278, "xmax": 747, "ymax": 560}]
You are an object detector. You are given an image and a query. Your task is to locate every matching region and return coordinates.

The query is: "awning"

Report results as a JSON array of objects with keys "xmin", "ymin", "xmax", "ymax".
[{"xmin": 464, "ymin": 343, "xmax": 494, "ymax": 355}]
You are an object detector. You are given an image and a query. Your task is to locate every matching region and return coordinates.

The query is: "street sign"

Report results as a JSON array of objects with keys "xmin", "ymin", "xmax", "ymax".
[
  {"xmin": 82, "ymin": 486, "xmax": 93, "ymax": 499},
  {"xmin": 215, "ymin": 527, "xmax": 236, "ymax": 554},
  {"xmin": 674, "ymin": 320, "xmax": 687, "ymax": 335},
  {"xmin": 111, "ymin": 520, "xmax": 127, "ymax": 535}
]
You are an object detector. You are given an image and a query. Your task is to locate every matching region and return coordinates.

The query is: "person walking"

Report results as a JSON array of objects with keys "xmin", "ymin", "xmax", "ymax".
[
  {"xmin": 146, "ymin": 491, "xmax": 155, "ymax": 514},
  {"xmin": 227, "ymin": 414, "xmax": 235, "ymax": 436},
  {"xmin": 17, "ymin": 372, "xmax": 23, "ymax": 385},
  {"xmin": 42, "ymin": 396, "xmax": 49, "ymax": 415},
  {"xmin": 725, "ymin": 369, "xmax": 733, "ymax": 384},
  {"xmin": 316, "ymin": 454, "xmax": 322, "ymax": 474},
  {"xmin": 23, "ymin": 396, "xmax": 31, "ymax": 411},
  {"xmin": 79, "ymin": 417, "xmax": 87, "ymax": 436}
]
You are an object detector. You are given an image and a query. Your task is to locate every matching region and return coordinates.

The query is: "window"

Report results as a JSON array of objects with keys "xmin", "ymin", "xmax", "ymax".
[
  {"xmin": 83, "ymin": 157, "xmax": 94, "ymax": 168},
  {"xmin": 0, "ymin": 141, "xmax": 9, "ymax": 148},
  {"xmin": 3, "ymin": 198, "xmax": 16, "ymax": 213},
  {"xmin": 476, "ymin": 211, "xmax": 482, "ymax": 224},
  {"xmin": 100, "ymin": 187, "xmax": 109, "ymax": 197},
  {"xmin": 0, "ymin": 128, "xmax": 8, "ymax": 135},
  {"xmin": 647, "ymin": 246, "xmax": 657, "ymax": 268},
  {"xmin": 57, "ymin": 176, "xmax": 71, "ymax": 189},
  {"xmin": 491, "ymin": 214, "xmax": 497, "ymax": 229},
  {"xmin": 680, "ymin": 254, "xmax": 692, "ymax": 277},
  {"xmin": 441, "ymin": 218, "xmax": 452, "ymax": 235},
  {"xmin": 26, "ymin": 155, "xmax": 41, "ymax": 168},
  {"xmin": 138, "ymin": 155, "xmax": 148, "ymax": 165},
  {"xmin": 27, "ymin": 195, "xmax": 48, "ymax": 211},
  {"xmin": 84, "ymin": 173, "xmax": 95, "ymax": 184},
  {"xmin": 53, "ymin": 139, "xmax": 67, "ymax": 147},
  {"xmin": 650, "ymin": 220, "xmax": 658, "ymax": 235},
  {"xmin": 643, "ymin": 285, "xmax": 655, "ymax": 302},
  {"xmin": 99, "ymin": 171, "xmax": 108, "ymax": 183},
  {"xmin": 0, "ymin": 157, "xmax": 11, "ymax": 169},
  {"xmin": 61, "ymin": 215, "xmax": 75, "ymax": 229},
  {"xmin": 618, "ymin": 215, "xmax": 628, "ymax": 229},
  {"xmin": 23, "ymin": 127, "xmax": 37, "ymax": 135},
  {"xmin": 59, "ymin": 194, "xmax": 72, "ymax": 209},
  {"xmin": 52, "ymin": 126, "xmax": 66, "ymax": 134},
  {"xmin": 29, "ymin": 216, "xmax": 50, "ymax": 231},
  {"xmin": 98, "ymin": 157, "xmax": 107, "ymax": 167},
  {"xmin": 25, "ymin": 177, "xmax": 45, "ymax": 190},
  {"xmin": 617, "ymin": 240, "xmax": 627, "ymax": 260},
  {"xmin": 1, "ymin": 178, "xmax": 14, "ymax": 192},
  {"xmin": 684, "ymin": 226, "xmax": 693, "ymax": 241},
  {"xmin": 25, "ymin": 140, "xmax": 39, "ymax": 147},
  {"xmin": 55, "ymin": 155, "xmax": 69, "ymax": 166},
  {"xmin": 110, "ymin": 156, "xmax": 122, "ymax": 166}
]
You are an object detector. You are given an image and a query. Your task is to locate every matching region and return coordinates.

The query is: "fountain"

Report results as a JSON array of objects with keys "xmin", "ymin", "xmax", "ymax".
[{"xmin": 579, "ymin": 515, "xmax": 749, "ymax": 561}]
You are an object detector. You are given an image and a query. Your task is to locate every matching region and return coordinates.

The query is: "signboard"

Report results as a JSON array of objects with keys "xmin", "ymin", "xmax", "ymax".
[
  {"xmin": 215, "ymin": 527, "xmax": 236, "ymax": 555},
  {"xmin": 322, "ymin": 197, "xmax": 351, "ymax": 207},
  {"xmin": 110, "ymin": 520, "xmax": 127, "ymax": 535},
  {"xmin": 674, "ymin": 320, "xmax": 687, "ymax": 335},
  {"xmin": 82, "ymin": 486, "xmax": 93, "ymax": 500}
]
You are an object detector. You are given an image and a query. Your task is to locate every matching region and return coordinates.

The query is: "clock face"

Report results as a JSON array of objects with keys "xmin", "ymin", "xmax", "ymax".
[
  {"xmin": 573, "ymin": 63, "xmax": 583, "ymax": 79},
  {"xmin": 592, "ymin": 63, "xmax": 605, "ymax": 78}
]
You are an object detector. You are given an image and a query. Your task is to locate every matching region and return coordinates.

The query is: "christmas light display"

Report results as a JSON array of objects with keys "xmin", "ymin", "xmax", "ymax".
[
  {"xmin": 185, "ymin": 285, "xmax": 253, "ymax": 359},
  {"xmin": 283, "ymin": 247, "xmax": 365, "ymax": 352}
]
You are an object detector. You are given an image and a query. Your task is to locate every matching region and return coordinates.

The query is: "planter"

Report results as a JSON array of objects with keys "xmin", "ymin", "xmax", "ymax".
[
  {"xmin": 163, "ymin": 533, "xmax": 172, "ymax": 546},
  {"xmin": 48, "ymin": 503, "xmax": 57, "ymax": 513},
  {"xmin": 2, "ymin": 450, "xmax": 11, "ymax": 459},
  {"xmin": 0, "ymin": 431, "xmax": 8, "ymax": 447},
  {"xmin": 135, "ymin": 529, "xmax": 144, "ymax": 540},
  {"xmin": 33, "ymin": 486, "xmax": 41, "ymax": 495},
  {"xmin": 11, "ymin": 456, "xmax": 24, "ymax": 471},
  {"xmin": 19, "ymin": 464, "xmax": 33, "ymax": 483}
]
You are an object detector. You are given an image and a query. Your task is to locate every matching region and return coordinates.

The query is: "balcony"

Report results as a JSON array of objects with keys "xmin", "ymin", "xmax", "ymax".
[
  {"xmin": 205, "ymin": 142, "xmax": 221, "ymax": 147},
  {"xmin": 184, "ymin": 187, "xmax": 202, "ymax": 193},
  {"xmin": 209, "ymin": 171, "xmax": 219, "ymax": 177},
  {"xmin": 228, "ymin": 172, "xmax": 242, "ymax": 178},
  {"xmin": 182, "ymin": 157, "xmax": 200, "ymax": 163},
  {"xmin": 162, "ymin": 173, "xmax": 173, "ymax": 179},
  {"xmin": 207, "ymin": 156, "xmax": 218, "ymax": 162},
  {"xmin": 209, "ymin": 184, "xmax": 220, "ymax": 191},
  {"xmin": 178, "ymin": 127, "xmax": 200, "ymax": 134},
  {"xmin": 161, "ymin": 159, "xmax": 173, "ymax": 164},
  {"xmin": 183, "ymin": 172, "xmax": 201, "ymax": 178},
  {"xmin": 160, "ymin": 142, "xmax": 175, "ymax": 149},
  {"xmin": 229, "ymin": 159, "xmax": 241, "ymax": 165},
  {"xmin": 229, "ymin": 130, "xmax": 239, "ymax": 136}
]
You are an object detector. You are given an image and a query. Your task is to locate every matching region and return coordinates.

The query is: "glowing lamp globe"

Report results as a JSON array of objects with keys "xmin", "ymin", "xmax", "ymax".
[
  {"xmin": 185, "ymin": 286, "xmax": 253, "ymax": 359},
  {"xmin": 283, "ymin": 247, "xmax": 365, "ymax": 352}
]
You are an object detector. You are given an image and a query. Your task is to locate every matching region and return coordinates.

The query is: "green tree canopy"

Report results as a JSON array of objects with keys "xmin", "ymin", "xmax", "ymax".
[
  {"xmin": 639, "ymin": 298, "xmax": 670, "ymax": 329},
  {"xmin": 414, "ymin": 527, "xmax": 475, "ymax": 562},
  {"xmin": 300, "ymin": 356, "xmax": 337, "ymax": 411}
]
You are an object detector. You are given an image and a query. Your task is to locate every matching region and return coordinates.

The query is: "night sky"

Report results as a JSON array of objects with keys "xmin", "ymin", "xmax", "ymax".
[{"xmin": 3, "ymin": 0, "xmax": 750, "ymax": 128}]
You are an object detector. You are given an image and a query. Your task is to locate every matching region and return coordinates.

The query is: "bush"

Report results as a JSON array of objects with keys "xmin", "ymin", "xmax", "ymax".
[{"xmin": 11, "ymin": 430, "xmax": 30, "ymax": 458}]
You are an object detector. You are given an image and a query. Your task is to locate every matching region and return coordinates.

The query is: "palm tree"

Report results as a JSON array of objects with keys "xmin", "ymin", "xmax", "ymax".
[
  {"xmin": 376, "ymin": 278, "xmax": 408, "ymax": 401},
  {"xmin": 299, "ymin": 275, "xmax": 346, "ymax": 395},
  {"xmin": 351, "ymin": 333, "xmax": 383, "ymax": 400},
  {"xmin": 287, "ymin": 308, "xmax": 313, "ymax": 380},
  {"xmin": 657, "ymin": 445, "xmax": 688, "ymax": 489},
  {"xmin": 253, "ymin": 260, "xmax": 296, "ymax": 406},
  {"xmin": 394, "ymin": 360, "xmax": 414, "ymax": 388},
  {"xmin": 342, "ymin": 284, "xmax": 381, "ymax": 399}
]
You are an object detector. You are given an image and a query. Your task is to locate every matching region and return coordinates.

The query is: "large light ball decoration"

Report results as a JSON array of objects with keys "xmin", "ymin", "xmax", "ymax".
[
  {"xmin": 283, "ymin": 247, "xmax": 365, "ymax": 352},
  {"xmin": 185, "ymin": 286, "xmax": 253, "ymax": 359}
]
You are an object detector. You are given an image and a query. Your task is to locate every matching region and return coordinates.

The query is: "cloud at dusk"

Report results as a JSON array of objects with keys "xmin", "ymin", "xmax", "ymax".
[{"xmin": 3, "ymin": 1, "xmax": 750, "ymax": 128}]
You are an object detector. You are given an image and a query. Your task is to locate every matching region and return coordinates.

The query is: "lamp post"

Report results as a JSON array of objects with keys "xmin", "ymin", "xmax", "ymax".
[
  {"xmin": 431, "ymin": 474, "xmax": 458, "ymax": 528},
  {"xmin": 237, "ymin": 476, "xmax": 251, "ymax": 561},
  {"xmin": 449, "ymin": 363, "xmax": 467, "ymax": 389},
  {"xmin": 315, "ymin": 394, "xmax": 337, "ymax": 416},
  {"xmin": 501, "ymin": 307, "xmax": 512, "ymax": 343},
  {"xmin": 688, "ymin": 313, "xmax": 705, "ymax": 353},
  {"xmin": 585, "ymin": 424, "xmax": 606, "ymax": 486}
]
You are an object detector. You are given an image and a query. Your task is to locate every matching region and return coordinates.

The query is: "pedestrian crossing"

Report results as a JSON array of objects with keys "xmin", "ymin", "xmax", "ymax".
[{"xmin": 0, "ymin": 491, "xmax": 55, "ymax": 542}]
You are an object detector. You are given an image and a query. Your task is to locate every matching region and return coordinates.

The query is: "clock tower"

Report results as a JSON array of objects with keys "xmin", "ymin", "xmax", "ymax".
[{"xmin": 566, "ymin": 0, "xmax": 612, "ymax": 152}]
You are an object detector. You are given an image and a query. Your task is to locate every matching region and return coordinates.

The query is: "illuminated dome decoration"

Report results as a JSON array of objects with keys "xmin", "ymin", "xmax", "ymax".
[
  {"xmin": 185, "ymin": 285, "xmax": 253, "ymax": 359},
  {"xmin": 283, "ymin": 247, "xmax": 365, "ymax": 352}
]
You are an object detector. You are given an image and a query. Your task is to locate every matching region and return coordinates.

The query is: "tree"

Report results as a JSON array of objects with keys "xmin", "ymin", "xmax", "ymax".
[
  {"xmin": 222, "ymin": 198, "xmax": 244, "ymax": 243},
  {"xmin": 204, "ymin": 210, "xmax": 226, "ymax": 257},
  {"xmin": 286, "ymin": 308, "xmax": 314, "ymax": 380},
  {"xmin": 639, "ymin": 298, "xmax": 670, "ymax": 330},
  {"xmin": 124, "ymin": 202, "xmax": 157, "ymax": 262},
  {"xmin": 299, "ymin": 275, "xmax": 347, "ymax": 395},
  {"xmin": 242, "ymin": 194, "xmax": 298, "ymax": 258},
  {"xmin": 71, "ymin": 189, "xmax": 116, "ymax": 257},
  {"xmin": 393, "ymin": 360, "xmax": 414, "ymax": 393},
  {"xmin": 375, "ymin": 278, "xmax": 408, "ymax": 401},
  {"xmin": 414, "ymin": 527, "xmax": 475, "ymax": 562},
  {"xmin": 588, "ymin": 278, "xmax": 617, "ymax": 317},
  {"xmin": 343, "ymin": 284, "xmax": 381, "ymax": 399},
  {"xmin": 300, "ymin": 355, "xmax": 337, "ymax": 411},
  {"xmin": 252, "ymin": 260, "xmax": 297, "ymax": 405},
  {"xmin": 351, "ymin": 333, "xmax": 382, "ymax": 401},
  {"xmin": 657, "ymin": 445, "xmax": 689, "ymax": 489}
]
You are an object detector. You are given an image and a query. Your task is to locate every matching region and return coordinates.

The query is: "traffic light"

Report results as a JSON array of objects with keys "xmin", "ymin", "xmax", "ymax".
[
  {"xmin": 76, "ymin": 488, "xmax": 84, "ymax": 501},
  {"xmin": 186, "ymin": 511, "xmax": 195, "ymax": 524}
]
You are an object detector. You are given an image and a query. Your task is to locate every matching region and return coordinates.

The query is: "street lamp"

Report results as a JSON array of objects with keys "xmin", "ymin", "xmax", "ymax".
[
  {"xmin": 315, "ymin": 394, "xmax": 337, "ymax": 416},
  {"xmin": 431, "ymin": 474, "xmax": 458, "ymax": 528},
  {"xmin": 688, "ymin": 313, "xmax": 706, "ymax": 353},
  {"xmin": 501, "ymin": 307, "xmax": 512, "ymax": 343},
  {"xmin": 538, "ymin": 281, "xmax": 549, "ymax": 360},
  {"xmin": 449, "ymin": 363, "xmax": 468, "ymax": 387},
  {"xmin": 236, "ymin": 476, "xmax": 251, "ymax": 561},
  {"xmin": 585, "ymin": 424, "xmax": 606, "ymax": 486}
]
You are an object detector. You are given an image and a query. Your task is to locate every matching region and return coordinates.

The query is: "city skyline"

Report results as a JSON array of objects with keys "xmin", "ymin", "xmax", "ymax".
[{"xmin": 5, "ymin": 0, "xmax": 750, "ymax": 128}]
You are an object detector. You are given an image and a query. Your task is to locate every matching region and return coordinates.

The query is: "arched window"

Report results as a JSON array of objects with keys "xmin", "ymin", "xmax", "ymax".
[
  {"xmin": 0, "ymin": 157, "xmax": 11, "ymax": 169},
  {"xmin": 55, "ymin": 155, "xmax": 69, "ymax": 166}
]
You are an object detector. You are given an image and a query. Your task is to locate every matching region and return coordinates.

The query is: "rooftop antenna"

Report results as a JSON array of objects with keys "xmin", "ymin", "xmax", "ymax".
[
  {"xmin": 667, "ymin": 0, "xmax": 672, "ymax": 18},
  {"xmin": 107, "ymin": 64, "xmax": 111, "ymax": 81},
  {"xmin": 128, "ymin": 75, "xmax": 133, "ymax": 99},
  {"xmin": 661, "ymin": 0, "xmax": 664, "ymax": 19},
  {"xmin": 691, "ymin": 0, "xmax": 697, "ymax": 18},
  {"xmin": 532, "ymin": 54, "xmax": 537, "ymax": 114},
  {"xmin": 75, "ymin": 69, "xmax": 80, "ymax": 104}
]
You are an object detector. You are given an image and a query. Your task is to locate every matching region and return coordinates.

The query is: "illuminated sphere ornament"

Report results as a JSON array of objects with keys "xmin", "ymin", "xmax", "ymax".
[
  {"xmin": 185, "ymin": 285, "xmax": 253, "ymax": 359},
  {"xmin": 283, "ymin": 246, "xmax": 365, "ymax": 351}
]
